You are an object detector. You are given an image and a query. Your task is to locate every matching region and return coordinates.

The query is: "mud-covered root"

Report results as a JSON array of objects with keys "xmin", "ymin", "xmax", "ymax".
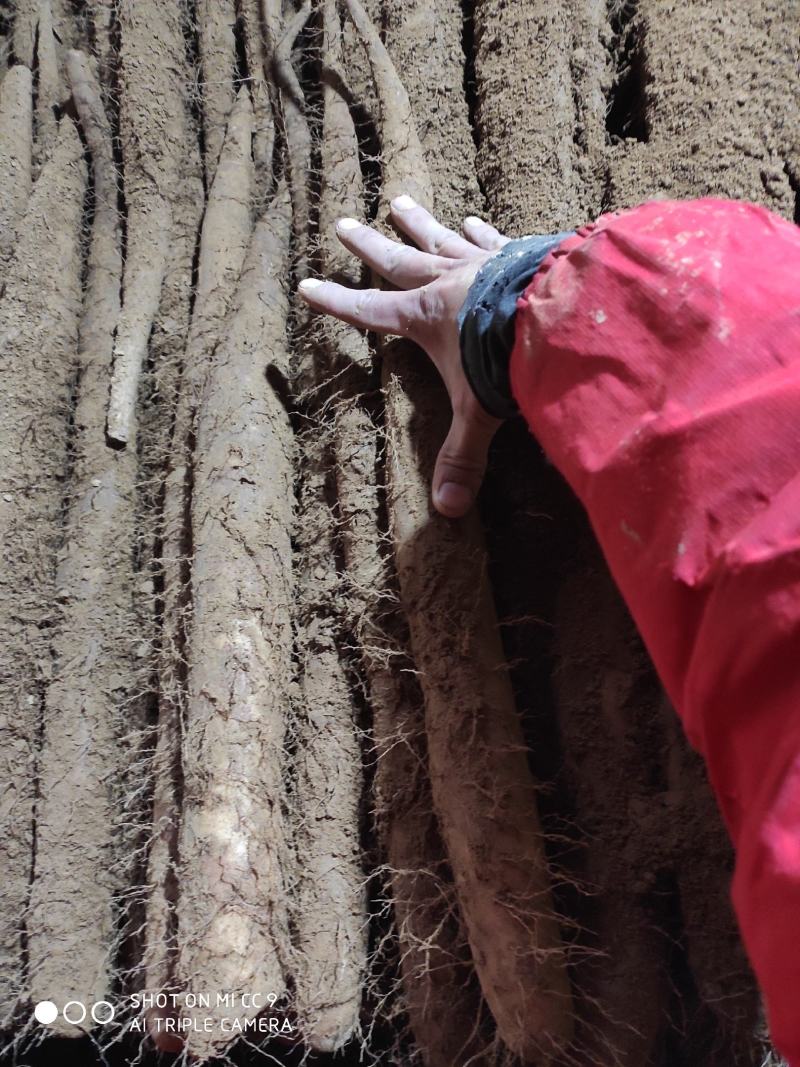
[
  {"xmin": 291, "ymin": 424, "xmax": 367, "ymax": 1052},
  {"xmin": 176, "ymin": 187, "xmax": 294, "ymax": 1061},
  {"xmin": 384, "ymin": 358, "xmax": 574, "ymax": 1062},
  {"xmin": 341, "ymin": 0, "xmax": 428, "ymax": 207},
  {"xmin": 27, "ymin": 51, "xmax": 136, "ymax": 1034},
  {"xmin": 11, "ymin": 0, "xmax": 37, "ymax": 67},
  {"xmin": 0, "ymin": 117, "xmax": 86, "ymax": 1023},
  {"xmin": 263, "ymin": 0, "xmax": 312, "ymax": 284},
  {"xmin": 34, "ymin": 0, "xmax": 62, "ymax": 168},
  {"xmin": 342, "ymin": 0, "xmax": 574, "ymax": 1053},
  {"xmin": 0, "ymin": 64, "xmax": 33, "ymax": 279},
  {"xmin": 239, "ymin": 0, "xmax": 274, "ymax": 204},
  {"xmin": 196, "ymin": 0, "xmax": 236, "ymax": 182},
  {"xmin": 379, "ymin": 0, "xmax": 482, "ymax": 223},
  {"xmin": 287, "ymin": 13, "xmax": 368, "ymax": 1043},
  {"xmin": 144, "ymin": 85, "xmax": 255, "ymax": 1053},
  {"xmin": 107, "ymin": 0, "xmax": 193, "ymax": 445}
]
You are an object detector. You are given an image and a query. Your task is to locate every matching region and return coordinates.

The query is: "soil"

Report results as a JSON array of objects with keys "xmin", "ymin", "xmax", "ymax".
[{"xmin": 0, "ymin": 0, "xmax": 796, "ymax": 1065}]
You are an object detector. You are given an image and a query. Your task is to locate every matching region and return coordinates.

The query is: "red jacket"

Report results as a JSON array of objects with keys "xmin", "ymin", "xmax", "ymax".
[{"xmin": 509, "ymin": 198, "xmax": 800, "ymax": 1063}]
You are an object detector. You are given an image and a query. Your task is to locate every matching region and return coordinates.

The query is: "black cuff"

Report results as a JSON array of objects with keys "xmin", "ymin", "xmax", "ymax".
[{"xmin": 457, "ymin": 231, "xmax": 574, "ymax": 419}]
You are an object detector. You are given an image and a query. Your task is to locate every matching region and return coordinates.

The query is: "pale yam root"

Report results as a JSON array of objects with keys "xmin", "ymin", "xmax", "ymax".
[
  {"xmin": 176, "ymin": 188, "xmax": 294, "ymax": 1060},
  {"xmin": 26, "ymin": 51, "xmax": 132, "ymax": 1033},
  {"xmin": 317, "ymin": 13, "xmax": 488, "ymax": 1059},
  {"xmin": 108, "ymin": 0, "xmax": 193, "ymax": 445},
  {"xmin": 11, "ymin": 0, "xmax": 37, "ymax": 66},
  {"xmin": 473, "ymin": 0, "xmax": 578, "ymax": 233},
  {"xmin": 137, "ymin": 68, "xmax": 205, "ymax": 1046},
  {"xmin": 143, "ymin": 88, "xmax": 254, "ymax": 1046},
  {"xmin": 34, "ymin": 0, "xmax": 61, "ymax": 168},
  {"xmin": 0, "ymin": 118, "xmax": 86, "ymax": 1023},
  {"xmin": 86, "ymin": 0, "xmax": 115, "ymax": 93},
  {"xmin": 343, "ymin": 0, "xmax": 573, "ymax": 1056},
  {"xmin": 263, "ymin": 0, "xmax": 312, "ymax": 282},
  {"xmin": 380, "ymin": 0, "xmax": 482, "ymax": 224},
  {"xmin": 239, "ymin": 0, "xmax": 275, "ymax": 204},
  {"xmin": 291, "ymin": 424, "xmax": 367, "ymax": 1053},
  {"xmin": 288, "ymin": 14, "xmax": 367, "ymax": 1044},
  {"xmin": 0, "ymin": 65, "xmax": 33, "ymax": 281},
  {"xmin": 197, "ymin": 0, "xmax": 237, "ymax": 182}
]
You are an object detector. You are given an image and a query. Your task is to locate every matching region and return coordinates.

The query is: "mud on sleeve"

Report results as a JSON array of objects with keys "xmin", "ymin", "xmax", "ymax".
[
  {"xmin": 456, "ymin": 231, "xmax": 574, "ymax": 419},
  {"xmin": 507, "ymin": 196, "xmax": 800, "ymax": 1065}
]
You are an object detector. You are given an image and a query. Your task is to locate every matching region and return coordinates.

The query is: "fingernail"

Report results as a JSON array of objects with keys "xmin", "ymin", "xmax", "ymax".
[
  {"xmin": 436, "ymin": 482, "xmax": 472, "ymax": 514},
  {"xmin": 391, "ymin": 194, "xmax": 416, "ymax": 210},
  {"xmin": 299, "ymin": 277, "xmax": 323, "ymax": 290},
  {"xmin": 464, "ymin": 215, "xmax": 484, "ymax": 227},
  {"xmin": 336, "ymin": 217, "xmax": 361, "ymax": 231}
]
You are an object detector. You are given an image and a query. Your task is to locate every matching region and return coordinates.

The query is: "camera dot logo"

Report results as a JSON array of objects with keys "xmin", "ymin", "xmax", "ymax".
[
  {"xmin": 33, "ymin": 1000, "xmax": 116, "ymax": 1026},
  {"xmin": 33, "ymin": 1001, "xmax": 58, "ymax": 1025}
]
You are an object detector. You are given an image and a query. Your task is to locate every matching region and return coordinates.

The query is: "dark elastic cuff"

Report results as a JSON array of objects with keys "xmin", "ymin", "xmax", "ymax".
[{"xmin": 457, "ymin": 231, "xmax": 574, "ymax": 419}]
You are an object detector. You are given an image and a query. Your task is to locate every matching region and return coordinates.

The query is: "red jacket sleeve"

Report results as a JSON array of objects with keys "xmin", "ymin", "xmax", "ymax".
[{"xmin": 509, "ymin": 197, "xmax": 800, "ymax": 1064}]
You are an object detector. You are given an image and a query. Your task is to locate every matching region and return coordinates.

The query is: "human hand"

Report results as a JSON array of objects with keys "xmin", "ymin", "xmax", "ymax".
[{"xmin": 298, "ymin": 195, "xmax": 510, "ymax": 519}]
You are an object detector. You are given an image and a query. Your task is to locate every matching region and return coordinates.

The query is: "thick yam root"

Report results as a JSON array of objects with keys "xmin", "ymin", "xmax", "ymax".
[
  {"xmin": 144, "ymin": 86, "xmax": 254, "ymax": 1051},
  {"xmin": 384, "ymin": 358, "xmax": 573, "ymax": 1062},
  {"xmin": 0, "ymin": 65, "xmax": 33, "ymax": 278},
  {"xmin": 343, "ymin": 0, "xmax": 573, "ymax": 1055},
  {"xmin": 290, "ymin": 13, "xmax": 367, "ymax": 1043},
  {"xmin": 177, "ymin": 189, "xmax": 294, "ymax": 1060},
  {"xmin": 473, "ymin": 0, "xmax": 579, "ymax": 232},
  {"xmin": 27, "ymin": 51, "xmax": 133, "ymax": 1035},
  {"xmin": 291, "ymin": 425, "xmax": 367, "ymax": 1052},
  {"xmin": 197, "ymin": 0, "xmax": 237, "ymax": 182},
  {"xmin": 239, "ymin": 0, "xmax": 274, "ymax": 204},
  {"xmin": 139, "ymin": 57, "xmax": 205, "ymax": 1053},
  {"xmin": 108, "ymin": 0, "xmax": 194, "ymax": 445},
  {"xmin": 34, "ymin": 0, "xmax": 61, "ymax": 168},
  {"xmin": 0, "ymin": 118, "xmax": 86, "ymax": 1022}
]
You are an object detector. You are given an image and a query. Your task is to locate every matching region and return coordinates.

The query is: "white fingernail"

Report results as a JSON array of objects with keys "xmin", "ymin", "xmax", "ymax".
[
  {"xmin": 464, "ymin": 215, "xmax": 484, "ymax": 227},
  {"xmin": 299, "ymin": 277, "xmax": 323, "ymax": 290},
  {"xmin": 392, "ymin": 194, "xmax": 416, "ymax": 210},
  {"xmin": 337, "ymin": 217, "xmax": 361, "ymax": 230}
]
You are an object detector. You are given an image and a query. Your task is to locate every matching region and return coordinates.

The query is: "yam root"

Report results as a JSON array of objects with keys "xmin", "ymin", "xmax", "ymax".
[
  {"xmin": 27, "ymin": 51, "xmax": 133, "ymax": 1033},
  {"xmin": 343, "ymin": 0, "xmax": 573, "ymax": 1056},
  {"xmin": 0, "ymin": 64, "xmax": 33, "ymax": 278},
  {"xmin": 34, "ymin": 0, "xmax": 61, "ymax": 168},
  {"xmin": 108, "ymin": 0, "xmax": 193, "ymax": 445},
  {"xmin": 197, "ymin": 0, "xmax": 237, "ymax": 182},
  {"xmin": 145, "ymin": 86, "xmax": 254, "ymax": 1046},
  {"xmin": 177, "ymin": 187, "xmax": 294, "ymax": 1059},
  {"xmin": 139, "ymin": 50, "xmax": 205, "ymax": 1041},
  {"xmin": 0, "ymin": 118, "xmax": 86, "ymax": 1022}
]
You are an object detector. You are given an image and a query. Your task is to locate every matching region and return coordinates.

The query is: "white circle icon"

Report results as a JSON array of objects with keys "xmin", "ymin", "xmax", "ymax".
[
  {"xmin": 92, "ymin": 1000, "xmax": 115, "ymax": 1024},
  {"xmin": 63, "ymin": 1000, "xmax": 87, "ymax": 1025},
  {"xmin": 34, "ymin": 1001, "xmax": 58, "ymax": 1025}
]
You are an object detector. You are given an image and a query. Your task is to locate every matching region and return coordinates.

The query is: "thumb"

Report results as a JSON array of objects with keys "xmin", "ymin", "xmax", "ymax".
[{"xmin": 432, "ymin": 406, "xmax": 500, "ymax": 518}]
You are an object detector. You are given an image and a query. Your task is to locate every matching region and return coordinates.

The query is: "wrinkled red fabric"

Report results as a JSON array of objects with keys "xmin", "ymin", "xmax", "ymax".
[{"xmin": 509, "ymin": 197, "xmax": 800, "ymax": 1063}]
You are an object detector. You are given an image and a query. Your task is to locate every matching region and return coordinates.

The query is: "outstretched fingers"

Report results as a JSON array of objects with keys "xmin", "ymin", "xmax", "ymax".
[
  {"xmin": 298, "ymin": 277, "xmax": 421, "ymax": 336},
  {"xmin": 390, "ymin": 195, "xmax": 483, "ymax": 259},
  {"xmin": 462, "ymin": 215, "xmax": 510, "ymax": 251},
  {"xmin": 334, "ymin": 217, "xmax": 454, "ymax": 288}
]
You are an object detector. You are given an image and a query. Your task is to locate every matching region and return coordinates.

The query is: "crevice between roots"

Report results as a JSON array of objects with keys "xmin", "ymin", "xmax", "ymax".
[{"xmin": 605, "ymin": 0, "xmax": 649, "ymax": 145}]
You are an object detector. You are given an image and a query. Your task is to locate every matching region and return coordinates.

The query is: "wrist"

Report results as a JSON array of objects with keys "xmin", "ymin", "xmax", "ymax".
[{"xmin": 456, "ymin": 231, "xmax": 575, "ymax": 419}]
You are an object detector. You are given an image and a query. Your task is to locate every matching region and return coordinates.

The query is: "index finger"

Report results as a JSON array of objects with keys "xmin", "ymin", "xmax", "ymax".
[{"xmin": 298, "ymin": 278, "xmax": 421, "ymax": 336}]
